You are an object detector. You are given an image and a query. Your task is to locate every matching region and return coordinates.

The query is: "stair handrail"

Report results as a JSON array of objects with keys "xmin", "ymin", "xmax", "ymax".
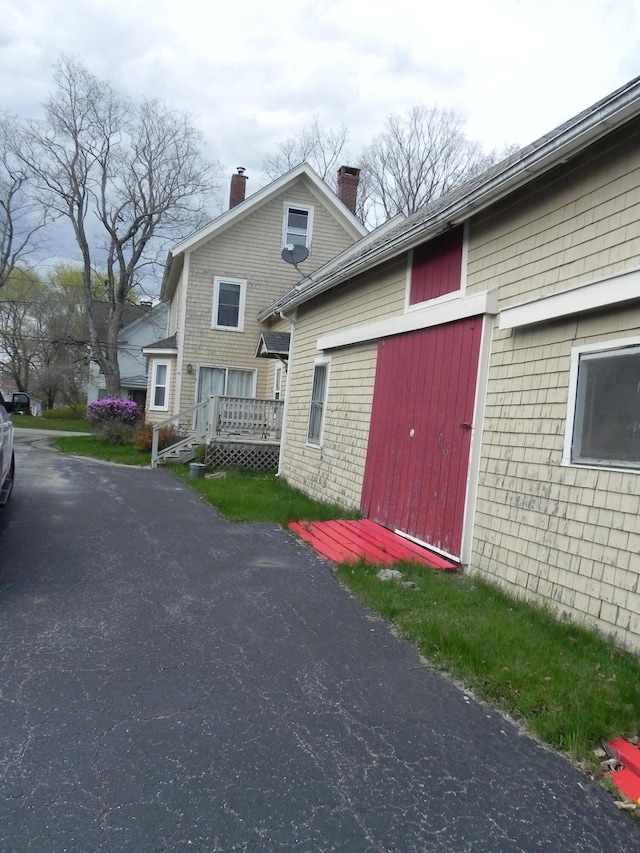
[{"xmin": 151, "ymin": 398, "xmax": 211, "ymax": 468}]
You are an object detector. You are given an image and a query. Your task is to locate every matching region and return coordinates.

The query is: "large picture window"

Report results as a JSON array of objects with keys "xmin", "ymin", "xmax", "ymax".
[
  {"xmin": 212, "ymin": 277, "xmax": 246, "ymax": 331},
  {"xmin": 566, "ymin": 341, "xmax": 640, "ymax": 469},
  {"xmin": 307, "ymin": 360, "xmax": 329, "ymax": 446},
  {"xmin": 197, "ymin": 365, "xmax": 255, "ymax": 401}
]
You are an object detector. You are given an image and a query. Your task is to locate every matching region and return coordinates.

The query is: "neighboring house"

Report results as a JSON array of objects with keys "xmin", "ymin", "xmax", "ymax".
[
  {"xmin": 143, "ymin": 163, "xmax": 367, "ymax": 428},
  {"xmin": 262, "ymin": 76, "xmax": 640, "ymax": 654},
  {"xmin": 87, "ymin": 301, "xmax": 169, "ymax": 408}
]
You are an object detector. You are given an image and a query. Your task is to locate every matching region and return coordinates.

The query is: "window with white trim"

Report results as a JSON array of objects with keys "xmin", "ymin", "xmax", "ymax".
[
  {"xmin": 151, "ymin": 361, "xmax": 170, "ymax": 410},
  {"xmin": 283, "ymin": 204, "xmax": 313, "ymax": 248},
  {"xmin": 566, "ymin": 341, "xmax": 640, "ymax": 469},
  {"xmin": 212, "ymin": 276, "xmax": 246, "ymax": 331},
  {"xmin": 273, "ymin": 364, "xmax": 283, "ymax": 400},
  {"xmin": 307, "ymin": 359, "xmax": 329, "ymax": 446}
]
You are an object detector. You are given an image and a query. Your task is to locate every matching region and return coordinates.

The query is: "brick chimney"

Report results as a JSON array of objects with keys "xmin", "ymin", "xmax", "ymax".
[
  {"xmin": 337, "ymin": 165, "xmax": 360, "ymax": 214},
  {"xmin": 229, "ymin": 167, "xmax": 248, "ymax": 209}
]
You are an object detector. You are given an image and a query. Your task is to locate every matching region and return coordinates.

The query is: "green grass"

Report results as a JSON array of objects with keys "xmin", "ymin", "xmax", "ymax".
[
  {"xmin": 335, "ymin": 560, "xmax": 640, "ymax": 765},
  {"xmin": 170, "ymin": 467, "xmax": 360, "ymax": 526},
  {"xmin": 12, "ymin": 415, "xmax": 91, "ymax": 432},
  {"xmin": 51, "ymin": 434, "xmax": 151, "ymax": 464}
]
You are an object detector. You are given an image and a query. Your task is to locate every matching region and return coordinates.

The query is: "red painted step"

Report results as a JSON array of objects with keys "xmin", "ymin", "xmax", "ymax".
[
  {"xmin": 607, "ymin": 737, "xmax": 640, "ymax": 776},
  {"xmin": 288, "ymin": 519, "xmax": 458, "ymax": 570},
  {"xmin": 606, "ymin": 738, "xmax": 640, "ymax": 805},
  {"xmin": 610, "ymin": 767, "xmax": 640, "ymax": 805}
]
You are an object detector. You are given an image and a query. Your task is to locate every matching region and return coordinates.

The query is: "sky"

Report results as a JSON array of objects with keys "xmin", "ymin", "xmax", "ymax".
[{"xmin": 2, "ymin": 0, "xmax": 640, "ymax": 269}]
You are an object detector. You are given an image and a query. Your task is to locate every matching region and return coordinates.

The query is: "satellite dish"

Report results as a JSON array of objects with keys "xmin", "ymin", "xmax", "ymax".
[{"xmin": 281, "ymin": 244, "xmax": 309, "ymax": 266}]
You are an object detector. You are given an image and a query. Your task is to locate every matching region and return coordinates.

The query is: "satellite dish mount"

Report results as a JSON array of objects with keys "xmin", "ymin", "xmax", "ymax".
[{"xmin": 281, "ymin": 243, "xmax": 309, "ymax": 279}]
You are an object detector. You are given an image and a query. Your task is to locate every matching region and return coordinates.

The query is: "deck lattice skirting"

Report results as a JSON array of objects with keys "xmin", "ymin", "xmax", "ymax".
[{"xmin": 205, "ymin": 437, "xmax": 280, "ymax": 472}]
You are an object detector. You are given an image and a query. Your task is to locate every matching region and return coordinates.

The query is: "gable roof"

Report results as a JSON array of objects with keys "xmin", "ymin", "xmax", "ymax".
[
  {"xmin": 161, "ymin": 162, "xmax": 368, "ymax": 301},
  {"xmin": 117, "ymin": 301, "xmax": 167, "ymax": 339},
  {"xmin": 255, "ymin": 331, "xmax": 291, "ymax": 358},
  {"xmin": 270, "ymin": 74, "xmax": 640, "ymax": 315},
  {"xmin": 88, "ymin": 301, "xmax": 153, "ymax": 343},
  {"xmin": 142, "ymin": 334, "xmax": 177, "ymax": 354}
]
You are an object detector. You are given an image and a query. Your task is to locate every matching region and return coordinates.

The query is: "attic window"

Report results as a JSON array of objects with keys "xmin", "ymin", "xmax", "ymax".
[{"xmin": 283, "ymin": 204, "xmax": 313, "ymax": 248}]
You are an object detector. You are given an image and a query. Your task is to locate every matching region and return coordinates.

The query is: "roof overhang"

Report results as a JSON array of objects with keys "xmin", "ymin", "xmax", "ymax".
[
  {"xmin": 255, "ymin": 331, "xmax": 291, "ymax": 358},
  {"xmin": 273, "ymin": 76, "xmax": 640, "ymax": 316}
]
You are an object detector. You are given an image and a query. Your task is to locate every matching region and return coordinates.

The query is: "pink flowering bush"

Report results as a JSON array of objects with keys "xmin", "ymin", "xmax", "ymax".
[{"xmin": 87, "ymin": 397, "xmax": 140, "ymax": 444}]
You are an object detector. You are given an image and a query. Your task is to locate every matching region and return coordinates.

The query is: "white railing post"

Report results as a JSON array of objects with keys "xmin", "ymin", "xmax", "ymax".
[{"xmin": 151, "ymin": 423, "xmax": 160, "ymax": 469}]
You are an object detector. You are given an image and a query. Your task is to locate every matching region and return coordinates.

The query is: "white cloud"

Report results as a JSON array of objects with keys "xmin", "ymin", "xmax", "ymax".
[{"xmin": 1, "ymin": 0, "xmax": 639, "ymax": 257}]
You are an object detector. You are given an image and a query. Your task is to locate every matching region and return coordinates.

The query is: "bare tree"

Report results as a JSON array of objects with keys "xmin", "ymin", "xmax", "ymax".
[
  {"xmin": 0, "ymin": 112, "xmax": 49, "ymax": 290},
  {"xmin": 360, "ymin": 105, "xmax": 500, "ymax": 226},
  {"xmin": 22, "ymin": 57, "xmax": 221, "ymax": 396},
  {"xmin": 0, "ymin": 269, "xmax": 46, "ymax": 392},
  {"xmin": 262, "ymin": 114, "xmax": 350, "ymax": 186},
  {"xmin": 30, "ymin": 266, "xmax": 89, "ymax": 409}
]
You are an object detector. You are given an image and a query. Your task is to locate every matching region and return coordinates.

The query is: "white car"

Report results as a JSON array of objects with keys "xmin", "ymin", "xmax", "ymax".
[{"xmin": 0, "ymin": 393, "xmax": 16, "ymax": 506}]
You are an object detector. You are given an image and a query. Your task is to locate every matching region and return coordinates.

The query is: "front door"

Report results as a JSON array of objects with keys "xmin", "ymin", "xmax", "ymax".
[{"xmin": 360, "ymin": 317, "xmax": 482, "ymax": 558}]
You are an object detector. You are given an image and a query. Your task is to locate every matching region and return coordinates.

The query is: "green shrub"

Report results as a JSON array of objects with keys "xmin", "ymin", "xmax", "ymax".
[
  {"xmin": 132, "ymin": 422, "xmax": 182, "ymax": 452},
  {"xmin": 43, "ymin": 406, "xmax": 86, "ymax": 421}
]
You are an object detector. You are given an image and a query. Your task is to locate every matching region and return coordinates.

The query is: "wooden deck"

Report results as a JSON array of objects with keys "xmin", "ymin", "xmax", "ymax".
[{"xmin": 288, "ymin": 518, "xmax": 458, "ymax": 570}]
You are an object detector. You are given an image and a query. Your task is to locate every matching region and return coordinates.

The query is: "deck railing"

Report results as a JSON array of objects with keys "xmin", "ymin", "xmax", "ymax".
[
  {"xmin": 210, "ymin": 396, "xmax": 284, "ymax": 439},
  {"xmin": 151, "ymin": 396, "xmax": 284, "ymax": 468}
]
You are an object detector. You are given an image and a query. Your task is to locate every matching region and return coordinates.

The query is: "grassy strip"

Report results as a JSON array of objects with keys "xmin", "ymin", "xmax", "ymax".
[
  {"xmin": 13, "ymin": 416, "xmax": 91, "ymax": 432},
  {"xmin": 51, "ymin": 434, "xmax": 150, "ymax": 465},
  {"xmin": 336, "ymin": 560, "xmax": 640, "ymax": 764},
  {"xmin": 170, "ymin": 467, "xmax": 360, "ymax": 527}
]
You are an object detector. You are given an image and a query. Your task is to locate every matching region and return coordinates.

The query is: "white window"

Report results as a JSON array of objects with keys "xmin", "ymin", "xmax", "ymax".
[
  {"xmin": 307, "ymin": 359, "xmax": 329, "ymax": 446},
  {"xmin": 197, "ymin": 365, "xmax": 255, "ymax": 401},
  {"xmin": 273, "ymin": 364, "xmax": 283, "ymax": 400},
  {"xmin": 151, "ymin": 361, "xmax": 170, "ymax": 411},
  {"xmin": 283, "ymin": 204, "xmax": 313, "ymax": 248},
  {"xmin": 212, "ymin": 276, "xmax": 246, "ymax": 331},
  {"xmin": 564, "ymin": 339, "xmax": 640, "ymax": 469}
]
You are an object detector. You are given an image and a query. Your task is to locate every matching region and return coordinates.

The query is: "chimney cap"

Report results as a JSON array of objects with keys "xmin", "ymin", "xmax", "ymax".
[{"xmin": 236, "ymin": 166, "xmax": 246, "ymax": 175}]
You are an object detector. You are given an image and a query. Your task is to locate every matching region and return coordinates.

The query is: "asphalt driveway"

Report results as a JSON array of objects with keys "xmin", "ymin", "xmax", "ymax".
[{"xmin": 1, "ymin": 441, "xmax": 639, "ymax": 851}]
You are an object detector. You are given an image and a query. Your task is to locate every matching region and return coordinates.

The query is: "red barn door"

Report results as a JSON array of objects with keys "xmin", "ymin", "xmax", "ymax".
[{"xmin": 361, "ymin": 317, "xmax": 482, "ymax": 558}]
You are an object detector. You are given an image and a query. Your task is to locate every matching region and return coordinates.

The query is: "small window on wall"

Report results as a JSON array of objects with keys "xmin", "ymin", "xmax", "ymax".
[
  {"xmin": 567, "ymin": 342, "xmax": 640, "ymax": 469},
  {"xmin": 151, "ymin": 362, "xmax": 170, "ymax": 411},
  {"xmin": 283, "ymin": 204, "xmax": 312, "ymax": 248},
  {"xmin": 307, "ymin": 360, "xmax": 329, "ymax": 446},
  {"xmin": 273, "ymin": 364, "xmax": 283, "ymax": 400},
  {"xmin": 212, "ymin": 277, "xmax": 246, "ymax": 331}
]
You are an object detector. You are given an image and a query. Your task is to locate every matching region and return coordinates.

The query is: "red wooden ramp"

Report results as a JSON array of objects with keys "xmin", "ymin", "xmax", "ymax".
[
  {"xmin": 288, "ymin": 519, "xmax": 458, "ymax": 571},
  {"xmin": 607, "ymin": 738, "xmax": 640, "ymax": 805}
]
